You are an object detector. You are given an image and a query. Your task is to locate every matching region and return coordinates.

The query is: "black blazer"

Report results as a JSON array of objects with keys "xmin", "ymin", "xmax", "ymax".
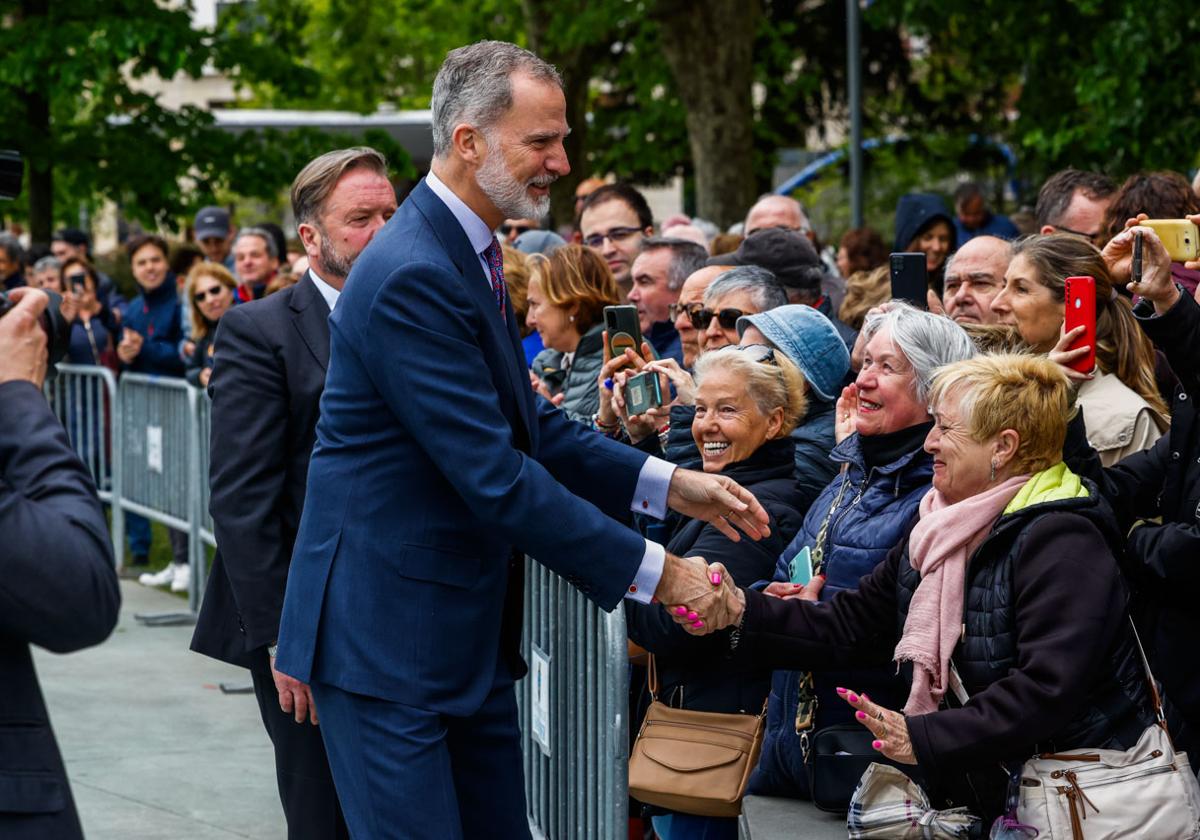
[
  {"xmin": 0, "ymin": 381, "xmax": 120, "ymax": 840},
  {"xmin": 190, "ymin": 274, "xmax": 330, "ymax": 671}
]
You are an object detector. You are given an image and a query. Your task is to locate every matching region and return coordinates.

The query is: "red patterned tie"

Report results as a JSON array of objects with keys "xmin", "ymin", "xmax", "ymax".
[{"xmin": 482, "ymin": 238, "xmax": 507, "ymax": 319}]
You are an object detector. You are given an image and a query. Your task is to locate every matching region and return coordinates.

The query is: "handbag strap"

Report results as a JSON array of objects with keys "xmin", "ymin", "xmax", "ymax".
[
  {"xmin": 645, "ymin": 653, "xmax": 769, "ymax": 716},
  {"xmin": 1127, "ymin": 616, "xmax": 1168, "ymax": 730}
]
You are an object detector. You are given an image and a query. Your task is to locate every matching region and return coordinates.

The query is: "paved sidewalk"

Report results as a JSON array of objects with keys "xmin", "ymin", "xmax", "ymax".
[{"xmin": 33, "ymin": 580, "xmax": 286, "ymax": 839}]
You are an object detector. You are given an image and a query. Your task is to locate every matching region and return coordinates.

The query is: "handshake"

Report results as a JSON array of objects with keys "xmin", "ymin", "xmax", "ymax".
[{"xmin": 654, "ymin": 553, "xmax": 746, "ymax": 636}]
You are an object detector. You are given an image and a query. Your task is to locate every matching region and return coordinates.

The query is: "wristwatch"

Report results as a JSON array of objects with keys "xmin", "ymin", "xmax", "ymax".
[{"xmin": 268, "ymin": 641, "xmax": 279, "ymax": 659}]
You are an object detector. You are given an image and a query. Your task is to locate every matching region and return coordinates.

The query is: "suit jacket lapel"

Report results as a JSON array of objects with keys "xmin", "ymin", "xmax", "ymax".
[
  {"xmin": 289, "ymin": 273, "xmax": 331, "ymax": 371},
  {"xmin": 410, "ymin": 181, "xmax": 535, "ymax": 436}
]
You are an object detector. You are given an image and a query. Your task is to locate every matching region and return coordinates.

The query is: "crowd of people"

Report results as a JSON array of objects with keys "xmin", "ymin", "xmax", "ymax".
[{"xmin": 9, "ymin": 62, "xmax": 1200, "ymax": 835}]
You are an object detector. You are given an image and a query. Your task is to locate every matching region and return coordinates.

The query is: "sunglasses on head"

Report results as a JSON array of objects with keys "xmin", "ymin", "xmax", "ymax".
[
  {"xmin": 692, "ymin": 307, "xmax": 747, "ymax": 331},
  {"xmin": 194, "ymin": 286, "xmax": 226, "ymax": 302}
]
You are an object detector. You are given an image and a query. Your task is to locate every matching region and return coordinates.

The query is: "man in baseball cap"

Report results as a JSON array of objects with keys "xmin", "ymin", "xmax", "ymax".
[
  {"xmin": 194, "ymin": 206, "xmax": 236, "ymax": 270},
  {"xmin": 708, "ymin": 228, "xmax": 856, "ymax": 348}
]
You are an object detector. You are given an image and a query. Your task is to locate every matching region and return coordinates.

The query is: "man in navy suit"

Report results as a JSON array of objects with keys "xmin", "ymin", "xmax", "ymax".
[
  {"xmin": 275, "ymin": 41, "xmax": 767, "ymax": 839},
  {"xmin": 0, "ymin": 288, "xmax": 121, "ymax": 840}
]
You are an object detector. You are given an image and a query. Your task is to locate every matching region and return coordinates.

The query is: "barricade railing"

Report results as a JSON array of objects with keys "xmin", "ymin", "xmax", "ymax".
[
  {"xmin": 517, "ymin": 556, "xmax": 629, "ymax": 840},
  {"xmin": 45, "ymin": 365, "xmax": 124, "ymax": 566}
]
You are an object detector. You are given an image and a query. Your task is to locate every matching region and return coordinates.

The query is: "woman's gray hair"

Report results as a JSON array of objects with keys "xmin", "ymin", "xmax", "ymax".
[
  {"xmin": 703, "ymin": 265, "xmax": 788, "ymax": 312},
  {"xmin": 431, "ymin": 41, "xmax": 562, "ymax": 159},
  {"xmin": 862, "ymin": 302, "xmax": 976, "ymax": 403}
]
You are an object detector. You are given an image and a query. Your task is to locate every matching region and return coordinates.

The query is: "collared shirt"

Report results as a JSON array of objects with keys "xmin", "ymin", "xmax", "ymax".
[
  {"xmin": 308, "ymin": 268, "xmax": 340, "ymax": 313},
  {"xmin": 424, "ymin": 170, "xmax": 673, "ymax": 603}
]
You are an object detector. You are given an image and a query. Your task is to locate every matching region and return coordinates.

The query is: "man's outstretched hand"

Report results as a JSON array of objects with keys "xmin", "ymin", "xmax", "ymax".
[
  {"xmin": 654, "ymin": 556, "xmax": 745, "ymax": 634},
  {"xmin": 666, "ymin": 468, "xmax": 770, "ymax": 543}
]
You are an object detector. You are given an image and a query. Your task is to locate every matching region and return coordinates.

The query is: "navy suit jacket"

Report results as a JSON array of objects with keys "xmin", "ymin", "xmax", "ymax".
[{"xmin": 276, "ymin": 179, "xmax": 652, "ymax": 715}]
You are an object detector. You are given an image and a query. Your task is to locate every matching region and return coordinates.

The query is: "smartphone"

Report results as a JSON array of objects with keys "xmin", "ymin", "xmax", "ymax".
[
  {"xmin": 604, "ymin": 305, "xmax": 643, "ymax": 364},
  {"xmin": 624, "ymin": 370, "xmax": 663, "ymax": 416},
  {"xmin": 1140, "ymin": 219, "xmax": 1200, "ymax": 262},
  {"xmin": 1063, "ymin": 275, "xmax": 1097, "ymax": 374},
  {"xmin": 66, "ymin": 271, "xmax": 87, "ymax": 294},
  {"xmin": 789, "ymin": 545, "xmax": 814, "ymax": 586},
  {"xmin": 889, "ymin": 252, "xmax": 928, "ymax": 308}
]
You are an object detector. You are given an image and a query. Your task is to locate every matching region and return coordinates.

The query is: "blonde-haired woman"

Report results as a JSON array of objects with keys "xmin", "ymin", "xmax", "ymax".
[
  {"xmin": 991, "ymin": 234, "xmax": 1168, "ymax": 465},
  {"xmin": 713, "ymin": 353, "xmax": 1155, "ymax": 823},
  {"xmin": 527, "ymin": 244, "xmax": 621, "ymax": 423},
  {"xmin": 622, "ymin": 344, "xmax": 809, "ymax": 840},
  {"xmin": 185, "ymin": 262, "xmax": 237, "ymax": 389}
]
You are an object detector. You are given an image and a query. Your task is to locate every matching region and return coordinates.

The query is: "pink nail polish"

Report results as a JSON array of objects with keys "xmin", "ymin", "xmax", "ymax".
[
  {"xmin": 872, "ymin": 740, "xmax": 883, "ymax": 750},
  {"xmin": 710, "ymin": 572, "xmax": 721, "ymax": 585},
  {"xmin": 848, "ymin": 692, "xmax": 859, "ymax": 704},
  {"xmin": 836, "ymin": 687, "xmax": 847, "ymax": 695},
  {"xmin": 856, "ymin": 711, "xmax": 867, "ymax": 721},
  {"xmin": 687, "ymin": 612, "xmax": 697, "ymax": 621},
  {"xmin": 675, "ymin": 607, "xmax": 687, "ymax": 616},
  {"xmin": 692, "ymin": 620, "xmax": 703, "ymax": 628}
]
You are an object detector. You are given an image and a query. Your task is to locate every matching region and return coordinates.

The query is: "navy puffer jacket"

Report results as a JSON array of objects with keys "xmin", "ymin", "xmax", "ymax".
[{"xmin": 749, "ymin": 429, "xmax": 932, "ymax": 798}]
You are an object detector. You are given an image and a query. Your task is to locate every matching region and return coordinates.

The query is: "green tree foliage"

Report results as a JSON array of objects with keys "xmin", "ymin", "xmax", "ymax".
[
  {"xmin": 891, "ymin": 0, "xmax": 1200, "ymax": 182},
  {"xmin": 0, "ymin": 0, "xmax": 412, "ymax": 247}
]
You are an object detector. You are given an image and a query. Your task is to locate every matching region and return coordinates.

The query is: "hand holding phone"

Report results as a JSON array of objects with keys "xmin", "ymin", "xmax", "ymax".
[
  {"xmin": 1063, "ymin": 275, "xmax": 1096, "ymax": 374},
  {"xmin": 603, "ymin": 305, "xmax": 643, "ymax": 368},
  {"xmin": 1140, "ymin": 219, "xmax": 1200, "ymax": 263}
]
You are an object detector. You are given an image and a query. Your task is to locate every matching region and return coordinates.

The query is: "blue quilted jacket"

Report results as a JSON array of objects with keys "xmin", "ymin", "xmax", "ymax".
[{"xmin": 749, "ymin": 431, "xmax": 933, "ymax": 799}]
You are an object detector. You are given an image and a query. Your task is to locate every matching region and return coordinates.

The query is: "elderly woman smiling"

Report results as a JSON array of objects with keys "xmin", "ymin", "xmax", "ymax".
[
  {"xmin": 624, "ymin": 345, "xmax": 808, "ymax": 840},
  {"xmin": 704, "ymin": 354, "xmax": 1155, "ymax": 819}
]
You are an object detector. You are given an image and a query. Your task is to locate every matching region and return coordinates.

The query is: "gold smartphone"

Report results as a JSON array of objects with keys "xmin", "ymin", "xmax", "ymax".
[{"xmin": 1141, "ymin": 219, "xmax": 1200, "ymax": 262}]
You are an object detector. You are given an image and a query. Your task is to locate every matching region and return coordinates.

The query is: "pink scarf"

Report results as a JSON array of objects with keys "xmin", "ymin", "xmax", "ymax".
[{"xmin": 894, "ymin": 475, "xmax": 1030, "ymax": 715}]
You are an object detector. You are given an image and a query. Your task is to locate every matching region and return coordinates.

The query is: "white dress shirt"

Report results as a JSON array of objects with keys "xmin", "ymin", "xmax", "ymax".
[
  {"xmin": 308, "ymin": 268, "xmax": 341, "ymax": 312},
  {"xmin": 424, "ymin": 170, "xmax": 674, "ymax": 602}
]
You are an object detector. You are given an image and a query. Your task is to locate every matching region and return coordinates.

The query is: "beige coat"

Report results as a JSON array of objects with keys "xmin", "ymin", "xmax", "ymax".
[{"xmin": 1076, "ymin": 371, "xmax": 1168, "ymax": 467}]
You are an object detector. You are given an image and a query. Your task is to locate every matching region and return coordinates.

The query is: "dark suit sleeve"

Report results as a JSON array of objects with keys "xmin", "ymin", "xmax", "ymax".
[
  {"xmin": 362, "ymin": 262, "xmax": 646, "ymax": 609},
  {"xmin": 0, "ymin": 382, "xmax": 119, "ymax": 652},
  {"xmin": 207, "ymin": 308, "xmax": 291, "ymax": 650},
  {"xmin": 534, "ymin": 398, "xmax": 653, "ymax": 522}
]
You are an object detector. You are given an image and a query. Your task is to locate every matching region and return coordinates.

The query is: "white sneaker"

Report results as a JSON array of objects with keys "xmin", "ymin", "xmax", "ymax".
[
  {"xmin": 170, "ymin": 563, "xmax": 191, "ymax": 593},
  {"xmin": 138, "ymin": 565, "xmax": 176, "ymax": 587}
]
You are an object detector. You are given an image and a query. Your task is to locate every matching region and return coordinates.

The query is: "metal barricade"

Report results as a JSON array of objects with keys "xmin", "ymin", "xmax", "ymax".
[
  {"xmin": 518, "ymin": 557, "xmax": 630, "ymax": 840},
  {"xmin": 44, "ymin": 364, "xmax": 124, "ymax": 566},
  {"xmin": 117, "ymin": 372, "xmax": 204, "ymax": 621},
  {"xmin": 196, "ymin": 391, "xmax": 215, "ymax": 550}
]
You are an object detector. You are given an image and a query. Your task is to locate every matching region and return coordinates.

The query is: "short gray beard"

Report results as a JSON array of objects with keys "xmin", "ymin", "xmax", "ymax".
[
  {"xmin": 315, "ymin": 224, "xmax": 355, "ymax": 281},
  {"xmin": 475, "ymin": 135, "xmax": 554, "ymax": 221}
]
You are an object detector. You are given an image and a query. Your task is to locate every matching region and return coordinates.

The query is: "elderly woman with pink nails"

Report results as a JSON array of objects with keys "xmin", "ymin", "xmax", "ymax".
[
  {"xmin": 624, "ymin": 345, "xmax": 809, "ymax": 840},
  {"xmin": 703, "ymin": 353, "xmax": 1155, "ymax": 822}
]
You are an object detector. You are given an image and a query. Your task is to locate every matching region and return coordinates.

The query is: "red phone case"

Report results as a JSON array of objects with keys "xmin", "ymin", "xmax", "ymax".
[{"xmin": 1064, "ymin": 275, "xmax": 1096, "ymax": 374}]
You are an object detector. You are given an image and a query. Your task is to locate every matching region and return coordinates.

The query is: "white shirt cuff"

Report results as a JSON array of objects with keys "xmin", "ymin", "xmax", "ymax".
[
  {"xmin": 624, "ymin": 539, "xmax": 665, "ymax": 604},
  {"xmin": 632, "ymin": 456, "xmax": 675, "ymax": 521}
]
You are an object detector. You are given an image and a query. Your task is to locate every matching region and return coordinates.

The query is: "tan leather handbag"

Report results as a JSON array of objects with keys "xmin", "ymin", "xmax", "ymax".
[{"xmin": 627, "ymin": 655, "xmax": 766, "ymax": 818}]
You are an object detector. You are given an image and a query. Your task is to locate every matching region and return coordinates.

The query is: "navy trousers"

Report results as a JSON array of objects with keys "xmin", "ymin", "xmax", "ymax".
[{"xmin": 310, "ymin": 675, "xmax": 530, "ymax": 840}]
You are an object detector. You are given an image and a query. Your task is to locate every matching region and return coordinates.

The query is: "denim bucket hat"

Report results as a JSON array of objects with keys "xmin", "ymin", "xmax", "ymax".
[{"xmin": 736, "ymin": 304, "xmax": 850, "ymax": 402}]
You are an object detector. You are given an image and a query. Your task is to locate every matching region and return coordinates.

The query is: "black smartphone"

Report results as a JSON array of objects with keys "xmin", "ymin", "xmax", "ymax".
[
  {"xmin": 66, "ymin": 271, "xmax": 87, "ymax": 294},
  {"xmin": 604, "ymin": 305, "xmax": 643, "ymax": 365},
  {"xmin": 625, "ymin": 370, "xmax": 663, "ymax": 416},
  {"xmin": 889, "ymin": 252, "xmax": 928, "ymax": 309}
]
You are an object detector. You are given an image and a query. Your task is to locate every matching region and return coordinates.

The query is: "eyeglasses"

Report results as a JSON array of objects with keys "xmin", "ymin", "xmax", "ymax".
[
  {"xmin": 669, "ymin": 301, "xmax": 705, "ymax": 323},
  {"xmin": 1054, "ymin": 225, "xmax": 1106, "ymax": 247},
  {"xmin": 582, "ymin": 226, "xmax": 643, "ymax": 249},
  {"xmin": 692, "ymin": 307, "xmax": 748, "ymax": 331},
  {"xmin": 500, "ymin": 223, "xmax": 535, "ymax": 237},
  {"xmin": 194, "ymin": 286, "xmax": 226, "ymax": 302}
]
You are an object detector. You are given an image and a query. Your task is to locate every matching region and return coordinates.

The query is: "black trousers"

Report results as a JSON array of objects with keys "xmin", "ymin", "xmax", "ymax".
[{"xmin": 251, "ymin": 668, "xmax": 350, "ymax": 840}]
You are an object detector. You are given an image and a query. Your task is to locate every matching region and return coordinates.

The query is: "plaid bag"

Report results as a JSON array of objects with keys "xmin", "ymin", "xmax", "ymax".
[{"xmin": 847, "ymin": 763, "xmax": 980, "ymax": 839}]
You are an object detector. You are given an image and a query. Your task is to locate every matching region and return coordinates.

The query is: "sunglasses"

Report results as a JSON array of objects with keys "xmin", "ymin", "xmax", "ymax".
[
  {"xmin": 500, "ymin": 223, "xmax": 535, "ymax": 237},
  {"xmin": 668, "ymin": 301, "xmax": 705, "ymax": 322},
  {"xmin": 692, "ymin": 307, "xmax": 747, "ymax": 331},
  {"xmin": 194, "ymin": 286, "xmax": 226, "ymax": 302},
  {"xmin": 1054, "ymin": 225, "xmax": 1106, "ymax": 247},
  {"xmin": 582, "ymin": 226, "xmax": 643, "ymax": 249}
]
